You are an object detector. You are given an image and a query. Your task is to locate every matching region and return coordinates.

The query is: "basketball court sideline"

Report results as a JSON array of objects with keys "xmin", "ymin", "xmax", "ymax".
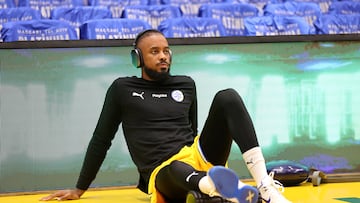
[{"xmin": 0, "ymin": 181, "xmax": 359, "ymax": 203}]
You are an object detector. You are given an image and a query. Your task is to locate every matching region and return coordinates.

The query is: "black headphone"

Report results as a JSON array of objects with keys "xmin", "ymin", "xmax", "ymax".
[{"xmin": 131, "ymin": 29, "xmax": 172, "ymax": 68}]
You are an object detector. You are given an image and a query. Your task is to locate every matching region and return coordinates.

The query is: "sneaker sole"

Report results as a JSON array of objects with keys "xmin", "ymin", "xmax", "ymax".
[
  {"xmin": 186, "ymin": 190, "xmax": 233, "ymax": 203},
  {"xmin": 208, "ymin": 166, "xmax": 259, "ymax": 203}
]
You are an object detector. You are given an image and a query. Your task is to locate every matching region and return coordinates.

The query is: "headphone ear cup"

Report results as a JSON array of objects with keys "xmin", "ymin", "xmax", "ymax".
[
  {"xmin": 169, "ymin": 49, "xmax": 173, "ymax": 64},
  {"xmin": 131, "ymin": 48, "xmax": 143, "ymax": 68}
]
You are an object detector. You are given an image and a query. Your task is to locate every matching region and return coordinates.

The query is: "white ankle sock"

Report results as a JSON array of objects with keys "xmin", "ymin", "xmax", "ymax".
[
  {"xmin": 242, "ymin": 147, "xmax": 268, "ymax": 187},
  {"xmin": 198, "ymin": 176, "xmax": 216, "ymax": 196}
]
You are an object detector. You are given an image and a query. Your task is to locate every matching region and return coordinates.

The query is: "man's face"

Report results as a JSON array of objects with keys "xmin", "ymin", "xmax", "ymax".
[{"xmin": 137, "ymin": 33, "xmax": 171, "ymax": 81}]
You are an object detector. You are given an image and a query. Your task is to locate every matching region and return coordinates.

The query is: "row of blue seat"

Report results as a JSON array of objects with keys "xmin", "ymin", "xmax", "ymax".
[
  {"xmin": 1, "ymin": 14, "xmax": 359, "ymax": 42},
  {"xmin": 1, "ymin": 0, "xmax": 359, "ymax": 18},
  {"xmin": 1, "ymin": 1, "xmax": 360, "ymax": 28},
  {"xmin": 1, "ymin": 1, "xmax": 359, "ymax": 42}
]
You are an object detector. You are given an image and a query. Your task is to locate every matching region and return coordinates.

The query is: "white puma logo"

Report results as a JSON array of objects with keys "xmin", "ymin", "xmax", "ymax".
[
  {"xmin": 186, "ymin": 171, "xmax": 199, "ymax": 182},
  {"xmin": 132, "ymin": 91, "xmax": 144, "ymax": 100},
  {"xmin": 246, "ymin": 158, "xmax": 254, "ymax": 165}
]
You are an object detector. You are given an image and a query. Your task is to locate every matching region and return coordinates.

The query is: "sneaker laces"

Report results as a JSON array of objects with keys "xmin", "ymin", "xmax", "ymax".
[
  {"xmin": 258, "ymin": 172, "xmax": 292, "ymax": 203},
  {"xmin": 268, "ymin": 172, "xmax": 285, "ymax": 193}
]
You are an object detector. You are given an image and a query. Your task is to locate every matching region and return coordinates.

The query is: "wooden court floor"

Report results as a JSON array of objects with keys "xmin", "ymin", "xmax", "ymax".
[{"xmin": 0, "ymin": 182, "xmax": 359, "ymax": 203}]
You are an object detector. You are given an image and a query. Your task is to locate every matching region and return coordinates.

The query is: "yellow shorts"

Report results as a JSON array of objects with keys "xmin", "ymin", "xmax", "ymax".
[{"xmin": 148, "ymin": 136, "xmax": 214, "ymax": 203}]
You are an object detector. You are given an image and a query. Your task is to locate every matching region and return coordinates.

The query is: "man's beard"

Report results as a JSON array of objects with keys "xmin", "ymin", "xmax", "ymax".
[{"xmin": 144, "ymin": 66, "xmax": 170, "ymax": 82}]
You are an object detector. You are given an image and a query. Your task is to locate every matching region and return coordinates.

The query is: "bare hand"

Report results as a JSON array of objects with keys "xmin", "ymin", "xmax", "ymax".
[{"xmin": 40, "ymin": 189, "xmax": 85, "ymax": 201}]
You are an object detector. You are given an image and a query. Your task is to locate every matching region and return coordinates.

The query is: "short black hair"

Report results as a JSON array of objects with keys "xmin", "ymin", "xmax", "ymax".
[{"xmin": 133, "ymin": 29, "xmax": 164, "ymax": 48}]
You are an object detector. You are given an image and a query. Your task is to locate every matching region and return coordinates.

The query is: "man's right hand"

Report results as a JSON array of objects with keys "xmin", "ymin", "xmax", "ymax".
[{"xmin": 39, "ymin": 189, "xmax": 85, "ymax": 201}]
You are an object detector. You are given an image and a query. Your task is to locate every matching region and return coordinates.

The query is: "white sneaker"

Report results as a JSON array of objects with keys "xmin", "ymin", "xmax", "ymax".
[
  {"xmin": 206, "ymin": 166, "xmax": 259, "ymax": 203},
  {"xmin": 258, "ymin": 172, "xmax": 292, "ymax": 203}
]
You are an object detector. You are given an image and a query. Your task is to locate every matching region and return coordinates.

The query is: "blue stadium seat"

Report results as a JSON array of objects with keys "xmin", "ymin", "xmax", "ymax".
[
  {"xmin": 0, "ymin": 0, "xmax": 15, "ymax": 9},
  {"xmin": 88, "ymin": 0, "xmax": 148, "ymax": 18},
  {"xmin": 314, "ymin": 14, "xmax": 360, "ymax": 34},
  {"xmin": 51, "ymin": 6, "xmax": 112, "ymax": 38},
  {"xmin": 236, "ymin": 0, "xmax": 282, "ymax": 15},
  {"xmin": 282, "ymin": 0, "xmax": 335, "ymax": 13},
  {"xmin": 0, "ymin": 7, "xmax": 42, "ymax": 42},
  {"xmin": 51, "ymin": 6, "xmax": 112, "ymax": 28},
  {"xmin": 263, "ymin": 1, "xmax": 322, "ymax": 26},
  {"xmin": 122, "ymin": 5, "xmax": 182, "ymax": 29},
  {"xmin": 148, "ymin": 0, "xmax": 162, "ymax": 4},
  {"xmin": 213, "ymin": 0, "xmax": 233, "ymax": 2},
  {"xmin": 158, "ymin": 17, "xmax": 227, "ymax": 38},
  {"xmin": 0, "ymin": 7, "xmax": 41, "ymax": 25},
  {"xmin": 161, "ymin": 0, "xmax": 224, "ymax": 17},
  {"xmin": 80, "ymin": 18, "xmax": 151, "ymax": 40},
  {"xmin": 199, "ymin": 3, "xmax": 259, "ymax": 36},
  {"xmin": 1, "ymin": 19, "xmax": 78, "ymax": 42},
  {"xmin": 328, "ymin": 1, "xmax": 360, "ymax": 15},
  {"xmin": 244, "ymin": 16, "xmax": 314, "ymax": 36},
  {"xmin": 18, "ymin": 0, "xmax": 85, "ymax": 18}
]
